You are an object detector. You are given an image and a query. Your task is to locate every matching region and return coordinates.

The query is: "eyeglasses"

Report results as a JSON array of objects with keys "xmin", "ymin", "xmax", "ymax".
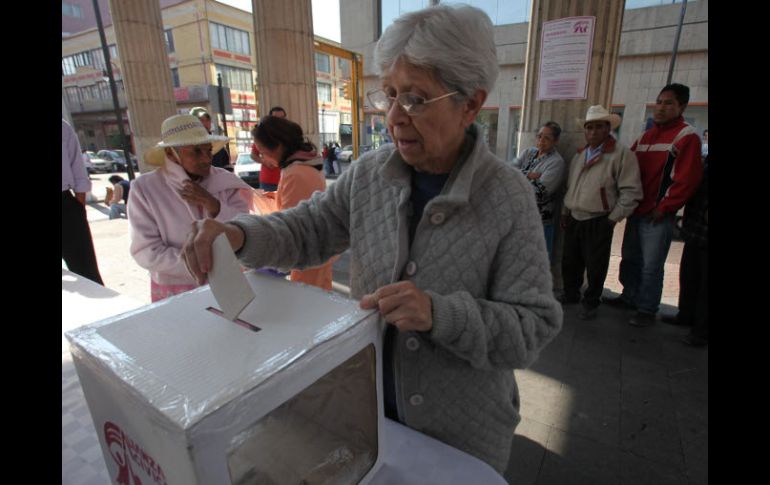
[{"xmin": 367, "ymin": 89, "xmax": 459, "ymax": 116}]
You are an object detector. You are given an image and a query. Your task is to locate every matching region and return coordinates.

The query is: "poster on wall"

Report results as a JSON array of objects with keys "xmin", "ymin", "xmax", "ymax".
[{"xmin": 537, "ymin": 16, "xmax": 595, "ymax": 100}]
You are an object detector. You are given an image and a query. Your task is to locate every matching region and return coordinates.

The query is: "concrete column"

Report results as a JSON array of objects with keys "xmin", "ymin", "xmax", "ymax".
[
  {"xmin": 109, "ymin": 0, "xmax": 178, "ymax": 173},
  {"xmin": 518, "ymin": 0, "xmax": 625, "ymax": 291},
  {"xmin": 252, "ymin": 0, "xmax": 319, "ymax": 146}
]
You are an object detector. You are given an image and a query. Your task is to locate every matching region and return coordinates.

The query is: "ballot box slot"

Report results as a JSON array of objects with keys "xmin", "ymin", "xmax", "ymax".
[{"xmin": 206, "ymin": 307, "xmax": 261, "ymax": 333}]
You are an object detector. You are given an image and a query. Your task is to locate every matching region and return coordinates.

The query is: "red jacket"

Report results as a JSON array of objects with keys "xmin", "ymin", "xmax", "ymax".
[
  {"xmin": 630, "ymin": 117, "xmax": 702, "ymax": 216},
  {"xmin": 251, "ymin": 143, "xmax": 281, "ymax": 185}
]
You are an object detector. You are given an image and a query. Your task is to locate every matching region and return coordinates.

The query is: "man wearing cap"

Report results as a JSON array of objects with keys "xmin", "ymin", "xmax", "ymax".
[
  {"xmin": 560, "ymin": 106, "xmax": 643, "ymax": 320},
  {"xmin": 605, "ymin": 84, "xmax": 703, "ymax": 327},
  {"xmin": 128, "ymin": 114, "xmax": 252, "ymax": 302},
  {"xmin": 190, "ymin": 107, "xmax": 231, "ymax": 169}
]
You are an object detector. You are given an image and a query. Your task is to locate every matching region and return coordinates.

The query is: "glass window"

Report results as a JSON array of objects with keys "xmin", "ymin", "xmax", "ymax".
[
  {"xmin": 476, "ymin": 109, "xmax": 498, "ymax": 152},
  {"xmin": 171, "ymin": 68, "xmax": 180, "ymax": 88},
  {"xmin": 62, "ymin": 57, "xmax": 76, "ymax": 76},
  {"xmin": 507, "ymin": 108, "xmax": 522, "ymax": 161},
  {"xmin": 317, "ymin": 82, "xmax": 332, "ymax": 102},
  {"xmin": 365, "ymin": 113, "xmax": 391, "ymax": 149},
  {"xmin": 62, "ymin": 3, "xmax": 83, "ymax": 18},
  {"xmin": 441, "ymin": 0, "xmax": 530, "ymax": 25},
  {"xmin": 65, "ymin": 86, "xmax": 80, "ymax": 105},
  {"xmin": 216, "ymin": 64, "xmax": 254, "ymax": 92},
  {"xmin": 210, "ymin": 22, "xmax": 250, "ymax": 55},
  {"xmin": 337, "ymin": 58, "xmax": 351, "ymax": 78},
  {"xmin": 380, "ymin": 0, "xmax": 430, "ymax": 35},
  {"xmin": 315, "ymin": 53, "xmax": 331, "ymax": 73},
  {"xmin": 165, "ymin": 30, "xmax": 175, "ymax": 53},
  {"xmin": 626, "ymin": 0, "xmax": 693, "ymax": 9}
]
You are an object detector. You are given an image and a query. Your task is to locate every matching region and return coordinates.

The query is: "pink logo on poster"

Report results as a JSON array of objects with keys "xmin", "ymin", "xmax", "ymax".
[
  {"xmin": 574, "ymin": 21, "xmax": 589, "ymax": 33},
  {"xmin": 104, "ymin": 421, "xmax": 168, "ymax": 485}
]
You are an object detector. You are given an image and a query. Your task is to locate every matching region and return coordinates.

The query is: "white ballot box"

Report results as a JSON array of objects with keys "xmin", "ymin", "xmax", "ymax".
[{"xmin": 66, "ymin": 271, "xmax": 384, "ymax": 485}]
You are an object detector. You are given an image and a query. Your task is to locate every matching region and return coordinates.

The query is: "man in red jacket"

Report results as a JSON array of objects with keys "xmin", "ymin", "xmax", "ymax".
[{"xmin": 605, "ymin": 84, "xmax": 703, "ymax": 326}]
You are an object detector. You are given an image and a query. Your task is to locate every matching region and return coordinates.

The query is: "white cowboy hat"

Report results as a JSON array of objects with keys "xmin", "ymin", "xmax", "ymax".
[
  {"xmin": 144, "ymin": 114, "xmax": 230, "ymax": 166},
  {"xmin": 579, "ymin": 105, "xmax": 622, "ymax": 130}
]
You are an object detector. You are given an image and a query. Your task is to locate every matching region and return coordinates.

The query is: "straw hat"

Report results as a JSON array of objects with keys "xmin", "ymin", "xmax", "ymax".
[
  {"xmin": 144, "ymin": 114, "xmax": 230, "ymax": 166},
  {"xmin": 579, "ymin": 105, "xmax": 622, "ymax": 130}
]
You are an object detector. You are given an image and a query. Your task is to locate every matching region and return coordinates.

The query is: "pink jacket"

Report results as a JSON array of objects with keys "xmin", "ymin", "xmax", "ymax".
[{"xmin": 128, "ymin": 160, "xmax": 252, "ymax": 286}]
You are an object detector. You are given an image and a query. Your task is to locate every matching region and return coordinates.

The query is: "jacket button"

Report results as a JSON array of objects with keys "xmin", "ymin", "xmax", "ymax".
[
  {"xmin": 409, "ymin": 394, "xmax": 424, "ymax": 406},
  {"xmin": 405, "ymin": 261, "xmax": 417, "ymax": 276},
  {"xmin": 430, "ymin": 212, "xmax": 445, "ymax": 225},
  {"xmin": 406, "ymin": 337, "xmax": 420, "ymax": 351}
]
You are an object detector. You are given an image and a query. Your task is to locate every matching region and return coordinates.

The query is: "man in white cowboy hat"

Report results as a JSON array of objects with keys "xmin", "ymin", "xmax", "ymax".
[
  {"xmin": 559, "ymin": 105, "xmax": 643, "ymax": 320},
  {"xmin": 190, "ymin": 107, "xmax": 231, "ymax": 169},
  {"xmin": 127, "ymin": 114, "xmax": 253, "ymax": 302}
]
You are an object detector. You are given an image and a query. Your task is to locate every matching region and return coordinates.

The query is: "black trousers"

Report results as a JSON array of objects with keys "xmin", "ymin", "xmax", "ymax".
[
  {"xmin": 678, "ymin": 241, "xmax": 708, "ymax": 339},
  {"xmin": 562, "ymin": 214, "xmax": 614, "ymax": 309},
  {"xmin": 62, "ymin": 191, "xmax": 104, "ymax": 285}
]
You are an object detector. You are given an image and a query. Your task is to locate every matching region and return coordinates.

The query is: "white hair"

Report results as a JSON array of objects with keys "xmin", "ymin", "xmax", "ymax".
[{"xmin": 374, "ymin": 4, "xmax": 499, "ymax": 97}]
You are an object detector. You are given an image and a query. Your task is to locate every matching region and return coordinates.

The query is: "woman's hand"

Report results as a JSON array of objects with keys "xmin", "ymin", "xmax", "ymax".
[
  {"xmin": 360, "ymin": 281, "xmax": 433, "ymax": 332},
  {"xmin": 182, "ymin": 219, "xmax": 245, "ymax": 284},
  {"xmin": 180, "ymin": 180, "xmax": 221, "ymax": 217}
]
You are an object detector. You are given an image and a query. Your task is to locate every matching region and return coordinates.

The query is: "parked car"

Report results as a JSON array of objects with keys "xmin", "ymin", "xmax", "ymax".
[
  {"xmin": 85, "ymin": 151, "xmax": 111, "ymax": 173},
  {"xmin": 339, "ymin": 145, "xmax": 354, "ymax": 163},
  {"xmin": 234, "ymin": 152, "xmax": 261, "ymax": 188},
  {"xmin": 97, "ymin": 149, "xmax": 139, "ymax": 172}
]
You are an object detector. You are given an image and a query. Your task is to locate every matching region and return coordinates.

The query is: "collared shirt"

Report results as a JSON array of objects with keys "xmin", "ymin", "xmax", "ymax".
[
  {"xmin": 585, "ymin": 143, "xmax": 605, "ymax": 164},
  {"xmin": 62, "ymin": 120, "xmax": 91, "ymax": 193}
]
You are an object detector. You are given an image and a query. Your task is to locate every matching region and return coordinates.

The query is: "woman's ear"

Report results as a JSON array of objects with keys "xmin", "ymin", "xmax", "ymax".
[{"xmin": 462, "ymin": 89, "xmax": 488, "ymax": 127}]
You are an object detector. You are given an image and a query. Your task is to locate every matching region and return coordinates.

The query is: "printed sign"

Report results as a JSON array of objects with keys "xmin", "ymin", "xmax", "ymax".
[{"xmin": 537, "ymin": 16, "xmax": 596, "ymax": 100}]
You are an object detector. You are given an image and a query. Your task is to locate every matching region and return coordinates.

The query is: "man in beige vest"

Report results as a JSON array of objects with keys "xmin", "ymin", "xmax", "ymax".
[{"xmin": 560, "ymin": 106, "xmax": 642, "ymax": 320}]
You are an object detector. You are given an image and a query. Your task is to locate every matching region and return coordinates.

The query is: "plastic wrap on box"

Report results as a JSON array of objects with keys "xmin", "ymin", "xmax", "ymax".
[{"xmin": 66, "ymin": 271, "xmax": 384, "ymax": 484}]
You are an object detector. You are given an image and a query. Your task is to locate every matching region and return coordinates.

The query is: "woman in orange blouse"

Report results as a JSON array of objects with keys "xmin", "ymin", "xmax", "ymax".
[{"xmin": 251, "ymin": 116, "xmax": 334, "ymax": 290}]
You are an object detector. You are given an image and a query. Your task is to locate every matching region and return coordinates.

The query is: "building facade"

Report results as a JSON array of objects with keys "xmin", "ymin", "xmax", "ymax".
[
  {"xmin": 62, "ymin": 0, "xmax": 355, "ymax": 158},
  {"xmin": 340, "ymin": 0, "xmax": 708, "ymax": 159}
]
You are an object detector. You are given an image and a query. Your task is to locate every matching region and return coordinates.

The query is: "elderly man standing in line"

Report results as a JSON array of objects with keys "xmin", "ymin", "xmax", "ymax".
[
  {"xmin": 560, "ymin": 106, "xmax": 642, "ymax": 320},
  {"xmin": 604, "ymin": 84, "xmax": 703, "ymax": 326}
]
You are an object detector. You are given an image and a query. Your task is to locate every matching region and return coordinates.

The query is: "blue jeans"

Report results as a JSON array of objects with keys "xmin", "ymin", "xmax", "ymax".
[
  {"xmin": 543, "ymin": 223, "xmax": 554, "ymax": 262},
  {"xmin": 109, "ymin": 203, "xmax": 126, "ymax": 219},
  {"xmin": 618, "ymin": 213, "xmax": 675, "ymax": 314},
  {"xmin": 260, "ymin": 182, "xmax": 278, "ymax": 191}
]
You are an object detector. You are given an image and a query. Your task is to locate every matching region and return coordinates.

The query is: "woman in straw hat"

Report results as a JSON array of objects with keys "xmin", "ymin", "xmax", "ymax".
[{"xmin": 128, "ymin": 114, "xmax": 253, "ymax": 302}]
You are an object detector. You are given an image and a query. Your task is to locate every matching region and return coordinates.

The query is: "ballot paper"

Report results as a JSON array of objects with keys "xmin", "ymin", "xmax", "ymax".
[{"xmin": 208, "ymin": 233, "xmax": 255, "ymax": 321}]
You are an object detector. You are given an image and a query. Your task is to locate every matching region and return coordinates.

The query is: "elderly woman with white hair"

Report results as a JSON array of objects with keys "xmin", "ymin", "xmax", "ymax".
[
  {"xmin": 182, "ymin": 4, "xmax": 562, "ymax": 475},
  {"xmin": 128, "ymin": 114, "xmax": 253, "ymax": 302}
]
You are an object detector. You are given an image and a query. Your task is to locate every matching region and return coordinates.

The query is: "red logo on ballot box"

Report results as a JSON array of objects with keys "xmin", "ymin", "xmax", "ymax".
[{"xmin": 104, "ymin": 421, "xmax": 167, "ymax": 485}]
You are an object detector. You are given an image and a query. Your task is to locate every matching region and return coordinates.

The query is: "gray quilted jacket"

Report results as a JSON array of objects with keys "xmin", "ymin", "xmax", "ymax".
[{"xmin": 230, "ymin": 124, "xmax": 563, "ymax": 473}]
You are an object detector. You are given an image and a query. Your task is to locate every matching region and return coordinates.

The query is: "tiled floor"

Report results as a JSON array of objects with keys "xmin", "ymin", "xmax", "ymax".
[{"xmin": 503, "ymin": 291, "xmax": 708, "ymax": 485}]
